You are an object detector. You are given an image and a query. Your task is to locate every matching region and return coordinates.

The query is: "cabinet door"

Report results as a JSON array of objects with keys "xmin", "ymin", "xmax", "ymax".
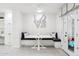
[
  {"xmin": 4, "ymin": 11, "xmax": 13, "ymax": 45},
  {"xmin": 0, "ymin": 19, "xmax": 4, "ymax": 44},
  {"xmin": 67, "ymin": 11, "xmax": 78, "ymax": 55},
  {"xmin": 76, "ymin": 18, "xmax": 79, "ymax": 55},
  {"xmin": 67, "ymin": 14, "xmax": 75, "ymax": 52},
  {"xmin": 75, "ymin": 9, "xmax": 79, "ymax": 55},
  {"xmin": 62, "ymin": 16, "xmax": 68, "ymax": 50}
]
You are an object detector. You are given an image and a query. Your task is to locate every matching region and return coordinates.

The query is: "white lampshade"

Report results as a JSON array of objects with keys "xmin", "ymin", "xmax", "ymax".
[{"xmin": 36, "ymin": 8, "xmax": 43, "ymax": 13}]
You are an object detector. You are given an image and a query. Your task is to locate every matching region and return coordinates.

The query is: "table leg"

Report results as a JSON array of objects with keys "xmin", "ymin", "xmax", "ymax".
[
  {"xmin": 40, "ymin": 38, "xmax": 46, "ymax": 49},
  {"xmin": 37, "ymin": 38, "xmax": 40, "ymax": 50},
  {"xmin": 32, "ymin": 38, "xmax": 37, "ymax": 49},
  {"xmin": 32, "ymin": 37, "xmax": 46, "ymax": 50}
]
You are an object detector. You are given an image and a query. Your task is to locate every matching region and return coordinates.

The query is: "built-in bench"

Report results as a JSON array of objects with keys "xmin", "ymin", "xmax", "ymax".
[
  {"xmin": 21, "ymin": 32, "xmax": 61, "ymax": 48},
  {"xmin": 21, "ymin": 38, "xmax": 54, "ymax": 40},
  {"xmin": 21, "ymin": 32, "xmax": 55, "ymax": 40}
]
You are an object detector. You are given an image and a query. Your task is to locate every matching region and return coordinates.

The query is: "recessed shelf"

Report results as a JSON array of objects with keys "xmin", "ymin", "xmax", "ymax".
[{"xmin": 0, "ymin": 17, "xmax": 4, "ymax": 19}]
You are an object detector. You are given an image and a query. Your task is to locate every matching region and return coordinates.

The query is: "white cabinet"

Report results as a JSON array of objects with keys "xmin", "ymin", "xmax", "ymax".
[
  {"xmin": 54, "ymin": 42, "xmax": 61, "ymax": 48},
  {"xmin": 4, "ymin": 10, "xmax": 13, "ymax": 45},
  {"xmin": 75, "ymin": 9, "xmax": 79, "ymax": 55},
  {"xmin": 67, "ymin": 12, "xmax": 76, "ymax": 56},
  {"xmin": 62, "ymin": 16, "xmax": 68, "ymax": 50},
  {"xmin": 0, "ymin": 19, "xmax": 4, "ymax": 36},
  {"xmin": 0, "ymin": 16, "xmax": 4, "ymax": 44},
  {"xmin": 62, "ymin": 10, "xmax": 79, "ymax": 55},
  {"xmin": 61, "ymin": 9, "xmax": 78, "ymax": 55},
  {"xmin": 60, "ymin": 3, "xmax": 79, "ymax": 56}
]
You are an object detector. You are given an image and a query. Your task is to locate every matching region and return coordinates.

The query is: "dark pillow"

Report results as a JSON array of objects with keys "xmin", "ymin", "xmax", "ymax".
[
  {"xmin": 55, "ymin": 32, "xmax": 58, "ymax": 39},
  {"xmin": 21, "ymin": 32, "xmax": 24, "ymax": 39}
]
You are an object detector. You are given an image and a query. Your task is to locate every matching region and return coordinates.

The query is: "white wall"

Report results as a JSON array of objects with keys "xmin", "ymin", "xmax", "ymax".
[
  {"xmin": 22, "ymin": 13, "xmax": 57, "ymax": 34},
  {"xmin": 21, "ymin": 13, "xmax": 57, "ymax": 46}
]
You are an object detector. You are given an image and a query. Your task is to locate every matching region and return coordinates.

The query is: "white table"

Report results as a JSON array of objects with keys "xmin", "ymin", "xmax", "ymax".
[{"xmin": 25, "ymin": 34, "xmax": 52, "ymax": 50}]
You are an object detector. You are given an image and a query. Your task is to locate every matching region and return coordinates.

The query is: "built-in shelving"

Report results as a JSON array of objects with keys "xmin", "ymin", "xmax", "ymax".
[{"xmin": 59, "ymin": 3, "xmax": 79, "ymax": 55}]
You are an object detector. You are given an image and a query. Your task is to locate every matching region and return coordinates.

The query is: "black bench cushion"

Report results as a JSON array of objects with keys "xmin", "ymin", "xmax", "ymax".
[{"xmin": 53, "ymin": 39, "xmax": 61, "ymax": 42}]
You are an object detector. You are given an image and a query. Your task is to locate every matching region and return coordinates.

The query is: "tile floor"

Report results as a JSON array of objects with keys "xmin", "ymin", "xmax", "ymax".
[{"xmin": 0, "ymin": 45, "xmax": 67, "ymax": 56}]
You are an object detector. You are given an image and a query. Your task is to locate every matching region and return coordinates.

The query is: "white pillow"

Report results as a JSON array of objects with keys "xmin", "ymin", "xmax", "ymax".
[
  {"xmin": 24, "ymin": 33, "xmax": 29, "ymax": 36},
  {"xmin": 51, "ymin": 33, "xmax": 55, "ymax": 37}
]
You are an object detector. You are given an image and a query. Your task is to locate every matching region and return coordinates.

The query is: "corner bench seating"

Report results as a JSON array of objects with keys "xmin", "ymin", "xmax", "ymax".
[
  {"xmin": 21, "ymin": 32, "xmax": 61, "ymax": 48},
  {"xmin": 21, "ymin": 32, "xmax": 61, "ymax": 41}
]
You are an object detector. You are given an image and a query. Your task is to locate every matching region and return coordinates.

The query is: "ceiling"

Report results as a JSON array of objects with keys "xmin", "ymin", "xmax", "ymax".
[{"xmin": 0, "ymin": 3, "xmax": 64, "ymax": 14}]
